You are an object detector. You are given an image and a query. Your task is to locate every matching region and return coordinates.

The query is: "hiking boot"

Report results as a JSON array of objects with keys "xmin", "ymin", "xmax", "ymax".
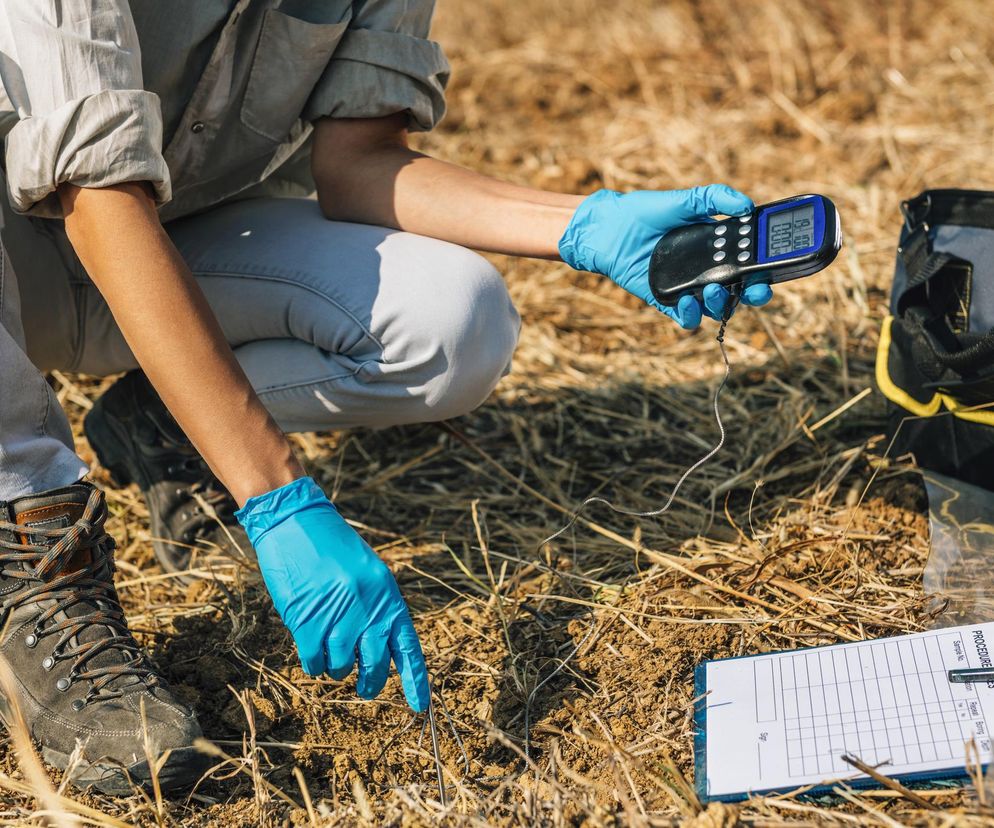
[
  {"xmin": 0, "ymin": 482, "xmax": 208, "ymax": 794},
  {"xmin": 84, "ymin": 371, "xmax": 252, "ymax": 578}
]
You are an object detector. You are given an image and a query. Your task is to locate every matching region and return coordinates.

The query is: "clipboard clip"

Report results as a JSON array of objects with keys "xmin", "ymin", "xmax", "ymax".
[{"xmin": 948, "ymin": 668, "xmax": 994, "ymax": 684}]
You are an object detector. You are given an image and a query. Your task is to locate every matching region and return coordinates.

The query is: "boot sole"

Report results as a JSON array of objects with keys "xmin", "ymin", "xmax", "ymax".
[
  {"xmin": 0, "ymin": 699, "xmax": 208, "ymax": 796},
  {"xmin": 40, "ymin": 743, "xmax": 209, "ymax": 796}
]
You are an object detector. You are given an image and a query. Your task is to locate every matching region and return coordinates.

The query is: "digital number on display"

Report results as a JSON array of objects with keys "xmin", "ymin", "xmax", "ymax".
[{"xmin": 767, "ymin": 205, "xmax": 815, "ymax": 257}]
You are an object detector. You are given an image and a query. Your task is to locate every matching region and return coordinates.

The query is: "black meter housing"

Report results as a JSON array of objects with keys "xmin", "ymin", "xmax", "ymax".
[{"xmin": 648, "ymin": 194, "xmax": 842, "ymax": 306}]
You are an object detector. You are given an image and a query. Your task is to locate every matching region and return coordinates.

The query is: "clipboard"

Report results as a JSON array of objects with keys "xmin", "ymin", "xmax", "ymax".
[{"xmin": 693, "ymin": 622, "xmax": 994, "ymax": 802}]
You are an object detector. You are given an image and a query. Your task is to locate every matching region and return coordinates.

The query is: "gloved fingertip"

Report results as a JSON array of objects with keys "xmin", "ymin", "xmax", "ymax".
[
  {"xmin": 300, "ymin": 656, "xmax": 323, "ymax": 677},
  {"xmin": 391, "ymin": 621, "xmax": 431, "ymax": 713},
  {"xmin": 297, "ymin": 641, "xmax": 325, "ymax": 677},
  {"xmin": 406, "ymin": 676, "xmax": 431, "ymax": 713},
  {"xmin": 702, "ymin": 283, "xmax": 729, "ymax": 319},
  {"xmin": 356, "ymin": 633, "xmax": 391, "ymax": 700},
  {"xmin": 741, "ymin": 283, "xmax": 774, "ymax": 306},
  {"xmin": 324, "ymin": 636, "xmax": 357, "ymax": 681},
  {"xmin": 675, "ymin": 294, "xmax": 703, "ymax": 329},
  {"xmin": 356, "ymin": 680, "xmax": 384, "ymax": 700},
  {"xmin": 705, "ymin": 183, "xmax": 754, "ymax": 217},
  {"xmin": 327, "ymin": 664, "xmax": 354, "ymax": 681}
]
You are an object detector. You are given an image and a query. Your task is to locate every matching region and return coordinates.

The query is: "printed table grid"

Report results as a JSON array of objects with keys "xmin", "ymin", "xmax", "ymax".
[{"xmin": 777, "ymin": 633, "xmax": 982, "ymax": 777}]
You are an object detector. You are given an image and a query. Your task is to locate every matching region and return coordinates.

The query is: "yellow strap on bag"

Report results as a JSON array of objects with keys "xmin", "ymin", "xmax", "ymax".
[{"xmin": 876, "ymin": 315, "xmax": 994, "ymax": 426}]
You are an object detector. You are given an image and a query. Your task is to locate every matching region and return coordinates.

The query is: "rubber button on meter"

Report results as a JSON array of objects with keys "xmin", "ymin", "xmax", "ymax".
[
  {"xmin": 739, "ymin": 215, "xmax": 751, "ymax": 222},
  {"xmin": 713, "ymin": 251, "xmax": 727, "ymax": 262},
  {"xmin": 737, "ymin": 251, "xmax": 750, "ymax": 262},
  {"xmin": 738, "ymin": 225, "xmax": 751, "ymax": 235},
  {"xmin": 737, "ymin": 238, "xmax": 750, "ymax": 249},
  {"xmin": 714, "ymin": 225, "xmax": 728, "ymax": 236},
  {"xmin": 714, "ymin": 238, "xmax": 727, "ymax": 249}
]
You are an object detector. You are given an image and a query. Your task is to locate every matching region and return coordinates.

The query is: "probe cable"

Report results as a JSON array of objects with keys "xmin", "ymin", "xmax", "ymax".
[{"xmin": 538, "ymin": 291, "xmax": 740, "ymax": 549}]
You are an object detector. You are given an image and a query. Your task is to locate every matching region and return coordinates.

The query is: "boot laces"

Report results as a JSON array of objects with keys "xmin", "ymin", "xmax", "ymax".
[{"xmin": 0, "ymin": 488, "xmax": 158, "ymax": 706}]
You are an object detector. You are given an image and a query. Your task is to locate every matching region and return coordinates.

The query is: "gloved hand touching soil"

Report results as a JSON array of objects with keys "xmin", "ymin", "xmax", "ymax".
[{"xmin": 236, "ymin": 477, "xmax": 431, "ymax": 712}]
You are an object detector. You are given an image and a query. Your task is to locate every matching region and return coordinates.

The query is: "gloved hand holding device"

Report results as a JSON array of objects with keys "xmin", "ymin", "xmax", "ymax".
[
  {"xmin": 236, "ymin": 477, "xmax": 430, "ymax": 712},
  {"xmin": 559, "ymin": 184, "xmax": 773, "ymax": 328}
]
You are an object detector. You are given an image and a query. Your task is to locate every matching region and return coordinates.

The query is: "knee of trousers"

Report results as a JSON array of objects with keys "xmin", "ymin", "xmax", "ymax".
[{"xmin": 407, "ymin": 254, "xmax": 520, "ymax": 422}]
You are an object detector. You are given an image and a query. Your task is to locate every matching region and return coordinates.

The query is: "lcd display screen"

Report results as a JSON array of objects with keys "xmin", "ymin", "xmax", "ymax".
[{"xmin": 766, "ymin": 204, "xmax": 815, "ymax": 258}]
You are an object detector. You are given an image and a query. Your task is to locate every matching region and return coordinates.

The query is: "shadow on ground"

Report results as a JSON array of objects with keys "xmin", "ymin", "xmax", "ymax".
[{"xmin": 140, "ymin": 345, "xmax": 900, "ymax": 800}]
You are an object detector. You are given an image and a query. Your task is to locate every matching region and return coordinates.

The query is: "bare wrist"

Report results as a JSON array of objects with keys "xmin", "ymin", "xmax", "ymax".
[{"xmin": 225, "ymin": 444, "xmax": 305, "ymax": 507}]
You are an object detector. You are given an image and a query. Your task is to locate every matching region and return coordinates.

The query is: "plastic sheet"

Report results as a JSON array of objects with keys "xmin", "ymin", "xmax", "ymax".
[
  {"xmin": 920, "ymin": 471, "xmax": 994, "ymax": 800},
  {"xmin": 922, "ymin": 471, "xmax": 994, "ymax": 629}
]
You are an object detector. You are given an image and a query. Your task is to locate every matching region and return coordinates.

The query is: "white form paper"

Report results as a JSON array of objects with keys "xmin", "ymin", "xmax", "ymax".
[{"xmin": 698, "ymin": 622, "xmax": 994, "ymax": 800}]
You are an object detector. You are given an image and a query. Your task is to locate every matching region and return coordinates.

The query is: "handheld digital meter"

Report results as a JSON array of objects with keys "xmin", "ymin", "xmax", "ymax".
[{"xmin": 648, "ymin": 194, "xmax": 842, "ymax": 306}]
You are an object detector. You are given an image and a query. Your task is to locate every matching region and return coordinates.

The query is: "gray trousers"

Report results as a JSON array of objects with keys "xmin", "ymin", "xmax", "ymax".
[{"xmin": 0, "ymin": 197, "xmax": 520, "ymax": 501}]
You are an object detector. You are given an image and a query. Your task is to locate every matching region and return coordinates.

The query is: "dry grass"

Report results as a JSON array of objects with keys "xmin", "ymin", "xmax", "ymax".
[{"xmin": 4, "ymin": 0, "xmax": 994, "ymax": 824}]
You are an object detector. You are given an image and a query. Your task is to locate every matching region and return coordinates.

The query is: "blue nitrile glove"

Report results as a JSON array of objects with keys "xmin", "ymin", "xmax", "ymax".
[
  {"xmin": 235, "ymin": 477, "xmax": 430, "ymax": 712},
  {"xmin": 559, "ymin": 185, "xmax": 774, "ymax": 328}
]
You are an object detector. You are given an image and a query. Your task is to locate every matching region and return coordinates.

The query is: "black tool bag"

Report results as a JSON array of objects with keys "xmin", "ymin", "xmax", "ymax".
[{"xmin": 876, "ymin": 189, "xmax": 994, "ymax": 491}]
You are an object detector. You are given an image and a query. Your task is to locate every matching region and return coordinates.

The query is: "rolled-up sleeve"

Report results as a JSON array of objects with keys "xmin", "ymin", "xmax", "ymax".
[
  {"xmin": 303, "ymin": 0, "xmax": 450, "ymax": 132},
  {"xmin": 0, "ymin": 1, "xmax": 170, "ymax": 217}
]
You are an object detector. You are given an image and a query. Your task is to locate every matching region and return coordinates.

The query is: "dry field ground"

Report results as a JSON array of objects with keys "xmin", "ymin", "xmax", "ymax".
[{"xmin": 6, "ymin": 0, "xmax": 994, "ymax": 825}]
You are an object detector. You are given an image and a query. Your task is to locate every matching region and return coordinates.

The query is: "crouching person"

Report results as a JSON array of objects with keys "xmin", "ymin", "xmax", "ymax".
[{"xmin": 0, "ymin": 0, "xmax": 770, "ymax": 793}]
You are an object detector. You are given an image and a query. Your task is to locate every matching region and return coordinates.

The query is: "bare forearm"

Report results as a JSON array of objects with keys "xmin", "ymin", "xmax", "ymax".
[
  {"xmin": 313, "ymin": 118, "xmax": 582, "ymax": 258},
  {"xmin": 60, "ymin": 183, "xmax": 302, "ymax": 505}
]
